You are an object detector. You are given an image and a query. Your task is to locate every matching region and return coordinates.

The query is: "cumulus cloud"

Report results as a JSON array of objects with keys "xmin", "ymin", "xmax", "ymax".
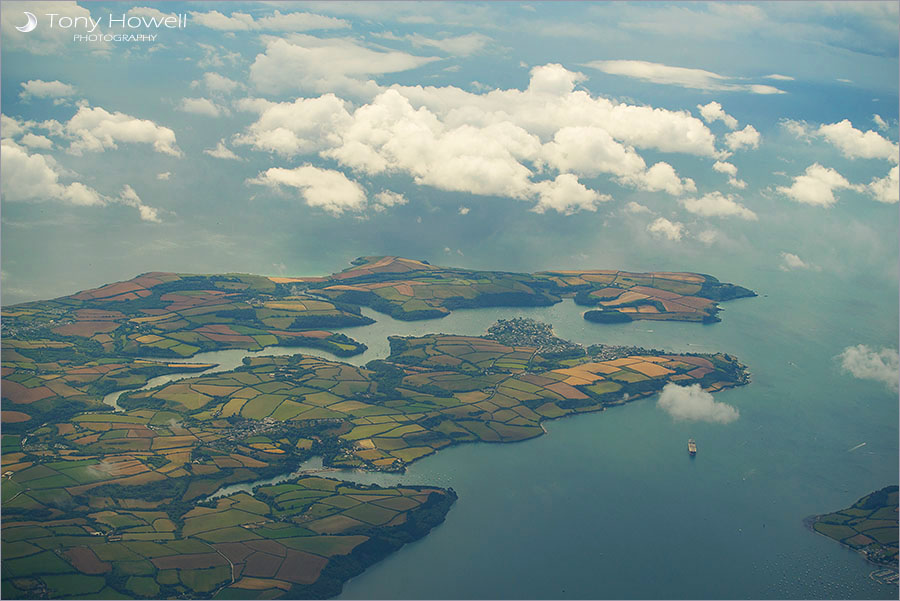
[
  {"xmin": 680, "ymin": 191, "xmax": 756, "ymax": 220},
  {"xmin": 817, "ymin": 119, "xmax": 899, "ymax": 162},
  {"xmin": 724, "ymin": 125, "xmax": 760, "ymax": 151},
  {"xmin": 372, "ymin": 190, "xmax": 408, "ymax": 212},
  {"xmin": 585, "ymin": 60, "xmax": 784, "ymax": 94},
  {"xmin": 204, "ymin": 139, "xmax": 242, "ymax": 160},
  {"xmin": 458, "ymin": 206, "xmax": 470, "ymax": 215},
  {"xmin": 1, "ymin": 138, "xmax": 103, "ymax": 206},
  {"xmin": 19, "ymin": 79, "xmax": 76, "ymax": 101},
  {"xmin": 779, "ymin": 252, "xmax": 818, "ymax": 271},
  {"xmin": 116, "ymin": 185, "xmax": 162, "ymax": 223},
  {"xmin": 624, "ymin": 201, "xmax": 651, "ymax": 214},
  {"xmin": 777, "ymin": 163, "xmax": 860, "ymax": 207},
  {"xmin": 178, "ymin": 97, "xmax": 227, "ymax": 117},
  {"xmin": 647, "ymin": 217, "xmax": 685, "ymax": 241},
  {"xmin": 697, "ymin": 101, "xmax": 738, "ymax": 129},
  {"xmin": 712, "ymin": 160, "xmax": 747, "ymax": 188},
  {"xmin": 65, "ymin": 105, "xmax": 181, "ymax": 156},
  {"xmin": 764, "ymin": 73, "xmax": 795, "ymax": 81},
  {"xmin": 867, "ymin": 165, "xmax": 899, "ymax": 204},
  {"xmin": 619, "ymin": 162, "xmax": 696, "ymax": 196},
  {"xmin": 838, "ymin": 344, "xmax": 899, "ymax": 392},
  {"xmin": 189, "ymin": 9, "xmax": 348, "ymax": 31},
  {"xmin": 235, "ymin": 94, "xmax": 351, "ymax": 156},
  {"xmin": 234, "ymin": 63, "xmax": 726, "ymax": 211},
  {"xmin": 249, "ymin": 35, "xmax": 439, "ymax": 95},
  {"xmin": 532, "ymin": 174, "xmax": 610, "ymax": 214},
  {"xmin": 193, "ymin": 72, "xmax": 242, "ymax": 95},
  {"xmin": 657, "ymin": 383, "xmax": 740, "ymax": 423},
  {"xmin": 247, "ymin": 165, "xmax": 367, "ymax": 215},
  {"xmin": 156, "ymin": 172, "xmax": 171, "ymax": 180},
  {"xmin": 872, "ymin": 114, "xmax": 889, "ymax": 132},
  {"xmin": 20, "ymin": 133, "xmax": 53, "ymax": 150}
]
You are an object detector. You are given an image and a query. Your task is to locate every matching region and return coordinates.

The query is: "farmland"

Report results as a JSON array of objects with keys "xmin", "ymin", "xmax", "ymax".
[
  {"xmin": 810, "ymin": 485, "xmax": 899, "ymax": 566},
  {"xmin": 1, "ymin": 256, "xmax": 755, "ymax": 599}
]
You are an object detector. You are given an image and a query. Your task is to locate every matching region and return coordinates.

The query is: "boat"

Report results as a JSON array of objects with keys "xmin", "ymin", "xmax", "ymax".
[{"xmin": 688, "ymin": 438, "xmax": 697, "ymax": 456}]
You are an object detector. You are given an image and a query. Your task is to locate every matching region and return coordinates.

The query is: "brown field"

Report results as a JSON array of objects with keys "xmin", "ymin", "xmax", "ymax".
[
  {"xmin": 232, "ymin": 578, "xmax": 292, "ymax": 591},
  {"xmin": 545, "ymin": 382, "xmax": 588, "ymax": 399},
  {"xmin": 52, "ymin": 321, "xmax": 121, "ymax": 337},
  {"xmin": 275, "ymin": 549, "xmax": 329, "ymax": 584},
  {"xmin": 2, "ymin": 411, "xmax": 32, "ymax": 423},
  {"xmin": 1, "ymin": 381, "xmax": 55, "ymax": 404},
  {"xmin": 306, "ymin": 514, "xmax": 365, "ymax": 534},
  {"xmin": 243, "ymin": 552, "xmax": 283, "ymax": 578},
  {"xmin": 63, "ymin": 546, "xmax": 111, "ymax": 574}
]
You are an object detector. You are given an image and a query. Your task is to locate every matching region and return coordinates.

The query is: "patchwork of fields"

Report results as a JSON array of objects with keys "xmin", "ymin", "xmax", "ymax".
[
  {"xmin": 1, "ymin": 256, "xmax": 754, "ymax": 599},
  {"xmin": 812, "ymin": 486, "xmax": 899, "ymax": 566}
]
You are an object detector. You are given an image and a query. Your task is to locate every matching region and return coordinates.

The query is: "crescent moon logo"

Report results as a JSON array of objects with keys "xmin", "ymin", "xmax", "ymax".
[{"xmin": 16, "ymin": 11, "xmax": 38, "ymax": 33}]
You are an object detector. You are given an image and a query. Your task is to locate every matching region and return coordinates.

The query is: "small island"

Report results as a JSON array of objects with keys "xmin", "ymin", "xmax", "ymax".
[{"xmin": 809, "ymin": 486, "xmax": 899, "ymax": 570}]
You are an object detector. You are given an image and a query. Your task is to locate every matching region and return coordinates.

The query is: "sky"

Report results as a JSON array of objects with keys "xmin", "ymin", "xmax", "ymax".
[{"xmin": 1, "ymin": 1, "xmax": 898, "ymax": 306}]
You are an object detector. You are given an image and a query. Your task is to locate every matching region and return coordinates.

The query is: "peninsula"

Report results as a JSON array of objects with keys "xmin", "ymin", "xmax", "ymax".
[{"xmin": 1, "ymin": 257, "xmax": 754, "ymax": 599}]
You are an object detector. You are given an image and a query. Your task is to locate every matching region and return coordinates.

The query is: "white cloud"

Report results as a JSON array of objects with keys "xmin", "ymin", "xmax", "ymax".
[
  {"xmin": 235, "ymin": 94, "xmax": 351, "ymax": 156},
  {"xmin": 65, "ymin": 105, "xmax": 181, "ymax": 156},
  {"xmin": 620, "ymin": 162, "xmax": 696, "ymax": 196},
  {"xmin": 204, "ymin": 139, "xmax": 242, "ymax": 160},
  {"xmin": 458, "ymin": 206, "xmax": 470, "ymax": 215},
  {"xmin": 194, "ymin": 72, "xmax": 242, "ymax": 95},
  {"xmin": 247, "ymin": 165, "xmax": 367, "ymax": 215},
  {"xmin": 838, "ymin": 344, "xmax": 899, "ymax": 392},
  {"xmin": 178, "ymin": 97, "xmax": 227, "ymax": 117},
  {"xmin": 867, "ymin": 165, "xmax": 899, "ymax": 204},
  {"xmin": 647, "ymin": 217, "xmax": 685, "ymax": 241},
  {"xmin": 872, "ymin": 114, "xmax": 889, "ymax": 132},
  {"xmin": 711, "ymin": 160, "xmax": 747, "ymax": 187},
  {"xmin": 697, "ymin": 101, "xmax": 738, "ymax": 129},
  {"xmin": 585, "ymin": 59, "xmax": 784, "ymax": 94},
  {"xmin": 724, "ymin": 125, "xmax": 760, "ymax": 151},
  {"xmin": 532, "ymin": 174, "xmax": 610, "ymax": 214},
  {"xmin": 696, "ymin": 229, "xmax": 720, "ymax": 245},
  {"xmin": 680, "ymin": 191, "xmax": 757, "ymax": 220},
  {"xmin": 19, "ymin": 133, "xmax": 53, "ymax": 150},
  {"xmin": 116, "ymin": 185, "xmax": 162, "ymax": 223},
  {"xmin": 401, "ymin": 32, "xmax": 491, "ymax": 56},
  {"xmin": 1, "ymin": 114, "xmax": 33, "ymax": 138},
  {"xmin": 817, "ymin": 120, "xmax": 899, "ymax": 162},
  {"xmin": 777, "ymin": 163, "xmax": 860, "ymax": 207},
  {"xmin": 781, "ymin": 118, "xmax": 813, "ymax": 141},
  {"xmin": 234, "ymin": 63, "xmax": 729, "ymax": 211},
  {"xmin": 249, "ymin": 35, "xmax": 439, "ymax": 95},
  {"xmin": 712, "ymin": 161, "xmax": 738, "ymax": 176},
  {"xmin": 19, "ymin": 79, "xmax": 76, "ymax": 101},
  {"xmin": 779, "ymin": 252, "xmax": 818, "ymax": 271},
  {"xmin": 189, "ymin": 9, "xmax": 348, "ymax": 31},
  {"xmin": 0, "ymin": 138, "xmax": 103, "ymax": 206},
  {"xmin": 764, "ymin": 73, "xmax": 795, "ymax": 81},
  {"xmin": 624, "ymin": 201, "xmax": 651, "ymax": 214},
  {"xmin": 372, "ymin": 190, "xmax": 408, "ymax": 212},
  {"xmin": 657, "ymin": 383, "xmax": 740, "ymax": 423},
  {"xmin": 156, "ymin": 171, "xmax": 171, "ymax": 181}
]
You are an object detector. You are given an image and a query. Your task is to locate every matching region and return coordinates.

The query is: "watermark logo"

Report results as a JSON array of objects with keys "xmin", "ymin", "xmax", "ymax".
[{"xmin": 15, "ymin": 11, "xmax": 38, "ymax": 33}]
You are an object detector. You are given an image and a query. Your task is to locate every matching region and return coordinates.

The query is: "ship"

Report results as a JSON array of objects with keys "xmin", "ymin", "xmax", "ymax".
[{"xmin": 688, "ymin": 438, "xmax": 697, "ymax": 456}]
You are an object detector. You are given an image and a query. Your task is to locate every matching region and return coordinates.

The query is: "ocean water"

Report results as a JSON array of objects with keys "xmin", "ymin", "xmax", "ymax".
[{"xmin": 312, "ymin": 271, "xmax": 899, "ymax": 599}]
